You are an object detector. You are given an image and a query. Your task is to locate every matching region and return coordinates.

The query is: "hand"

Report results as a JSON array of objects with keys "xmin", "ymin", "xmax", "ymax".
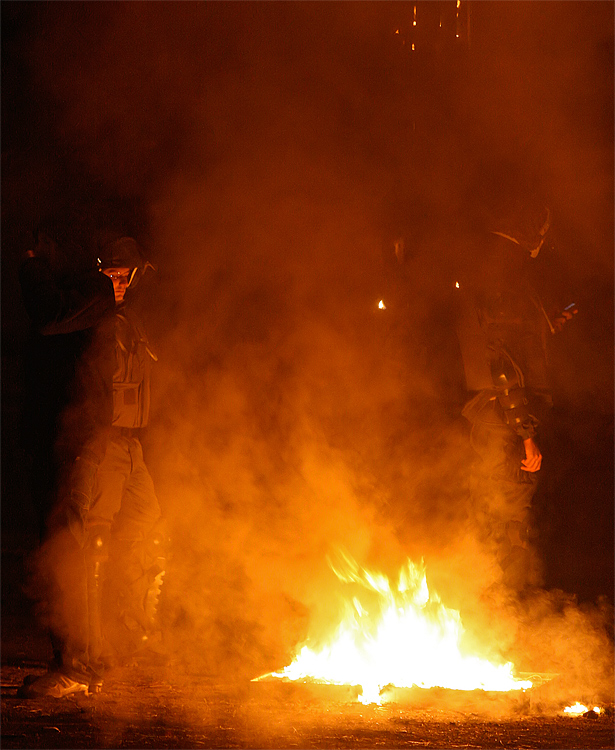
[
  {"xmin": 521, "ymin": 437, "xmax": 542, "ymax": 472},
  {"xmin": 552, "ymin": 305, "xmax": 578, "ymax": 332}
]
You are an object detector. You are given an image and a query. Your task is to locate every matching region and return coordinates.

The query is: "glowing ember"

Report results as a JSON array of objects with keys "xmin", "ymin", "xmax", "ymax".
[
  {"xmin": 256, "ymin": 554, "xmax": 532, "ymax": 704},
  {"xmin": 378, "ymin": 299, "xmax": 386, "ymax": 310},
  {"xmin": 564, "ymin": 703, "xmax": 603, "ymax": 716}
]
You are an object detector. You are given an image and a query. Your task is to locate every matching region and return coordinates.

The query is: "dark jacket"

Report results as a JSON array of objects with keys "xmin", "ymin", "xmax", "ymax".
[
  {"xmin": 455, "ymin": 240, "xmax": 552, "ymax": 440},
  {"xmin": 111, "ymin": 306, "xmax": 156, "ymax": 429}
]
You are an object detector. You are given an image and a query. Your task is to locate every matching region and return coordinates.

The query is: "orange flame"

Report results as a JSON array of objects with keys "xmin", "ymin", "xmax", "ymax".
[{"xmin": 256, "ymin": 553, "xmax": 532, "ymax": 704}]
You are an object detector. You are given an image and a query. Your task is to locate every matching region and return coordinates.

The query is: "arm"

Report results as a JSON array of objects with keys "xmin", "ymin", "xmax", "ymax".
[
  {"xmin": 490, "ymin": 349, "xmax": 543, "ymax": 472},
  {"xmin": 19, "ymin": 256, "xmax": 115, "ymax": 334},
  {"xmin": 490, "ymin": 351, "xmax": 535, "ymax": 439}
]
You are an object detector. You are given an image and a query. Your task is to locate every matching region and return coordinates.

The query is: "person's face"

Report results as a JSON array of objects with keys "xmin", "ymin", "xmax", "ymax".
[{"xmin": 102, "ymin": 267, "xmax": 132, "ymax": 304}]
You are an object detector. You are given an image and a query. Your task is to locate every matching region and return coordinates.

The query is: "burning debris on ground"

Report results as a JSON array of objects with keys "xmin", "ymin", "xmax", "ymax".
[{"xmin": 2, "ymin": 1, "xmax": 613, "ymax": 747}]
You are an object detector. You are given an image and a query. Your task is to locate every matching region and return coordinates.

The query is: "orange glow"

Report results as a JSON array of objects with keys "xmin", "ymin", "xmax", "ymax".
[
  {"xmin": 564, "ymin": 703, "xmax": 603, "ymax": 716},
  {"xmin": 378, "ymin": 300, "xmax": 386, "ymax": 310},
  {"xmin": 256, "ymin": 554, "xmax": 532, "ymax": 704}
]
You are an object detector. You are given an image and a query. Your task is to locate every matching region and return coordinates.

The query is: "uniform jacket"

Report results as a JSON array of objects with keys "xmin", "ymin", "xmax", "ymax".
[
  {"xmin": 454, "ymin": 239, "xmax": 553, "ymax": 439},
  {"xmin": 20, "ymin": 257, "xmax": 156, "ymax": 462},
  {"xmin": 111, "ymin": 306, "xmax": 156, "ymax": 429}
]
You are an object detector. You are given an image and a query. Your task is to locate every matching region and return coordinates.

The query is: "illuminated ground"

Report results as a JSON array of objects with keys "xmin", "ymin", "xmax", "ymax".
[
  {"xmin": 2, "ymin": 560, "xmax": 612, "ymax": 750},
  {"xmin": 2, "ymin": 663, "xmax": 613, "ymax": 749}
]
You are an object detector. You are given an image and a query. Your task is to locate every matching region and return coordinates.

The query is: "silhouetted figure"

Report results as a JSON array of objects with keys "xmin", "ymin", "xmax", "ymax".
[
  {"xmin": 454, "ymin": 205, "xmax": 574, "ymax": 591},
  {"xmin": 20, "ymin": 215, "xmax": 115, "ymax": 541},
  {"xmin": 20, "ymin": 222, "xmax": 166, "ymax": 698}
]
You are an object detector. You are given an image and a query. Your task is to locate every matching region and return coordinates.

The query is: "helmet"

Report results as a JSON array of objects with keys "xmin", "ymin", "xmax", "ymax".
[{"xmin": 97, "ymin": 234, "xmax": 154, "ymax": 289}]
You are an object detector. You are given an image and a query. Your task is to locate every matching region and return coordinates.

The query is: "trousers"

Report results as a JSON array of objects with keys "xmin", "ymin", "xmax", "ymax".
[
  {"xmin": 37, "ymin": 431, "xmax": 162, "ymax": 685},
  {"xmin": 467, "ymin": 399, "xmax": 542, "ymax": 590},
  {"xmin": 87, "ymin": 432, "xmax": 161, "ymax": 544}
]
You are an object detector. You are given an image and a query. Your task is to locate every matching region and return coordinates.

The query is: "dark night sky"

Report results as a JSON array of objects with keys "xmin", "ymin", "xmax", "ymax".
[{"xmin": 1, "ymin": 1, "xmax": 613, "ymax": 688}]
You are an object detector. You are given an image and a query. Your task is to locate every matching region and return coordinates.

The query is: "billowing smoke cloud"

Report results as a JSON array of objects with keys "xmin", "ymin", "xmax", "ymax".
[{"xmin": 10, "ymin": 2, "xmax": 613, "ymax": 705}]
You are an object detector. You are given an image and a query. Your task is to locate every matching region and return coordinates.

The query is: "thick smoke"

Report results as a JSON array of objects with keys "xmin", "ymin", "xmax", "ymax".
[{"xmin": 10, "ymin": 2, "xmax": 613, "ymax": 706}]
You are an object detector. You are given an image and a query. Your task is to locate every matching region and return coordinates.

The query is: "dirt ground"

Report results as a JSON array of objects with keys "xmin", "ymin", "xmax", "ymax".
[
  {"xmin": 2, "ymin": 661, "xmax": 614, "ymax": 749},
  {"xmin": 2, "ymin": 548, "xmax": 613, "ymax": 750}
]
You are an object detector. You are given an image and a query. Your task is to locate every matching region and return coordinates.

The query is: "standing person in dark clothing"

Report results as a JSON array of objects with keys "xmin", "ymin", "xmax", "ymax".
[
  {"xmin": 454, "ymin": 205, "xmax": 576, "ymax": 591},
  {"xmin": 88, "ymin": 235, "xmax": 167, "ymax": 676},
  {"xmin": 20, "ymin": 226, "xmax": 166, "ymax": 698}
]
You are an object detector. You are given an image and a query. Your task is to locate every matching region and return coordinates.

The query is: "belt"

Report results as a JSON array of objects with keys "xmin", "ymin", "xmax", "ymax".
[{"xmin": 111, "ymin": 426, "xmax": 140, "ymax": 438}]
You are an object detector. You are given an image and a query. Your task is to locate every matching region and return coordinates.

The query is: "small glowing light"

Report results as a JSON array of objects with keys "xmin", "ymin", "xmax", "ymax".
[
  {"xmin": 413, "ymin": 20, "xmax": 416, "ymax": 26},
  {"xmin": 378, "ymin": 300, "xmax": 386, "ymax": 310},
  {"xmin": 456, "ymin": 34, "xmax": 459, "ymax": 38},
  {"xmin": 411, "ymin": 43, "xmax": 415, "ymax": 51},
  {"xmin": 455, "ymin": 281, "xmax": 460, "ymax": 289},
  {"xmin": 457, "ymin": 0, "xmax": 461, "ymax": 7},
  {"xmin": 395, "ymin": 29, "xmax": 400, "ymax": 34}
]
